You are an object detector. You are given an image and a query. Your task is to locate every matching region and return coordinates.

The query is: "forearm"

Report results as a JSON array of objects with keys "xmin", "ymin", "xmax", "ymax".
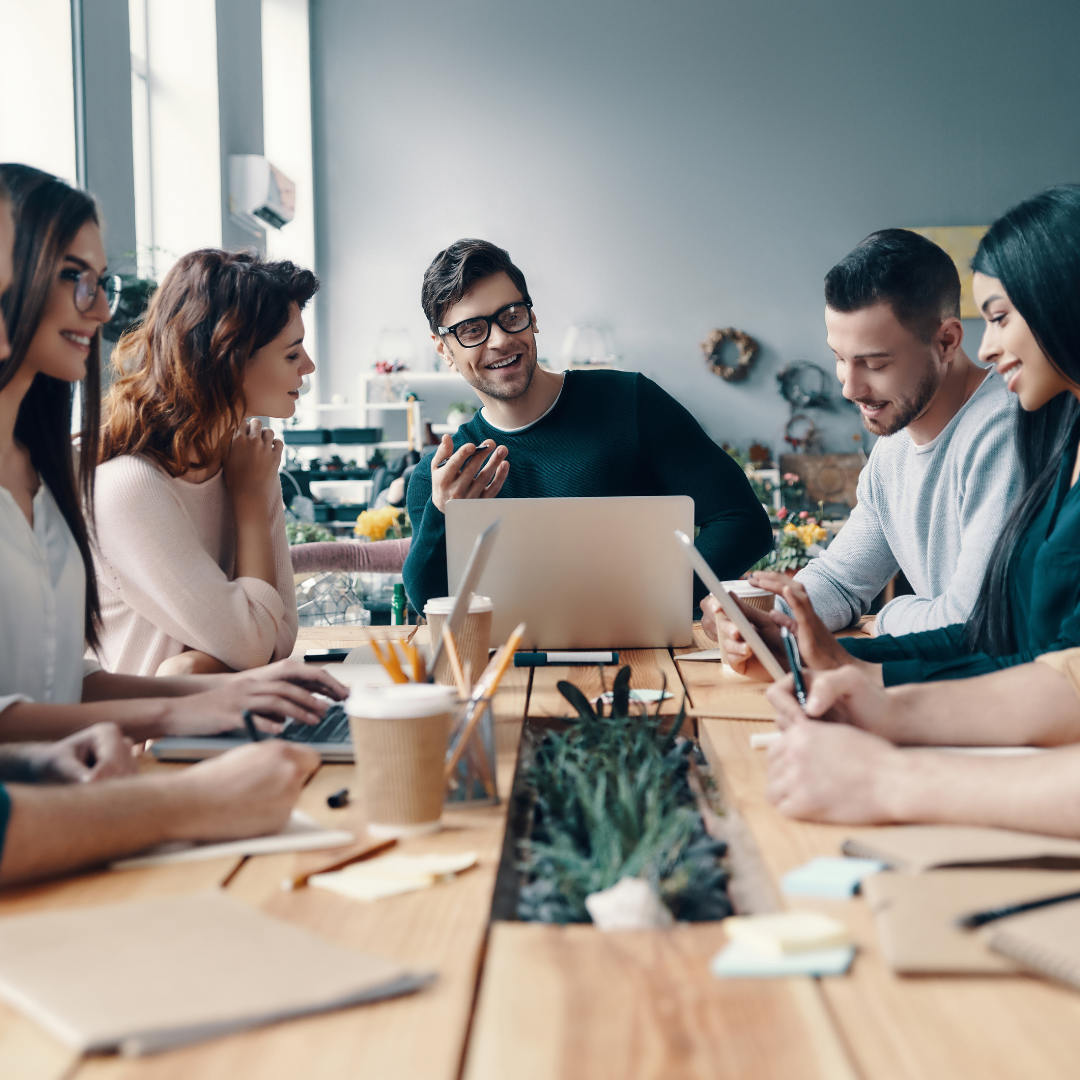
[
  {"xmin": 882, "ymin": 745, "xmax": 1080, "ymax": 837},
  {"xmin": 880, "ymin": 664, "xmax": 1080, "ymax": 747},
  {"xmin": 232, "ymin": 492, "xmax": 277, "ymax": 586},
  {"xmin": 82, "ymin": 669, "xmax": 225, "ymax": 702},
  {"xmin": 0, "ymin": 698, "xmax": 172, "ymax": 742},
  {"xmin": 0, "ymin": 774, "xmax": 199, "ymax": 885}
]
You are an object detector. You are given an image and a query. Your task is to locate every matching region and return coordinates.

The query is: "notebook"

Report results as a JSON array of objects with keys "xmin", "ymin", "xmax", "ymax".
[
  {"xmin": 862, "ymin": 869, "xmax": 1080, "ymax": 974},
  {"xmin": 842, "ymin": 826, "xmax": 1080, "ymax": 872},
  {"xmin": 110, "ymin": 811, "xmax": 353, "ymax": 871},
  {"xmin": 0, "ymin": 891, "xmax": 433, "ymax": 1056},
  {"xmin": 988, "ymin": 898, "xmax": 1080, "ymax": 990}
]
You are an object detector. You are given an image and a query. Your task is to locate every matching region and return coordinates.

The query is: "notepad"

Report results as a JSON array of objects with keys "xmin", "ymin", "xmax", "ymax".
[
  {"xmin": 988, "ymin": 897, "xmax": 1080, "ymax": 990},
  {"xmin": 722, "ymin": 911, "xmax": 852, "ymax": 956},
  {"xmin": 310, "ymin": 851, "xmax": 478, "ymax": 902},
  {"xmin": 0, "ymin": 891, "xmax": 433, "ymax": 1056},
  {"xmin": 782, "ymin": 857, "xmax": 886, "ymax": 899},
  {"xmin": 711, "ymin": 942, "xmax": 856, "ymax": 978},
  {"xmin": 110, "ymin": 811, "xmax": 354, "ymax": 871}
]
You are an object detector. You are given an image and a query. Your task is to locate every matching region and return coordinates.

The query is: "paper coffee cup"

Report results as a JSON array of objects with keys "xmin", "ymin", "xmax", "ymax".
[
  {"xmin": 346, "ymin": 684, "xmax": 456, "ymax": 838},
  {"xmin": 722, "ymin": 579, "xmax": 775, "ymax": 612},
  {"xmin": 424, "ymin": 595, "xmax": 493, "ymax": 688}
]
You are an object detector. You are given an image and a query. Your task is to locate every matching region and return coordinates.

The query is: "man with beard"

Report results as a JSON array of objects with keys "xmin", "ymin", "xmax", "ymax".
[
  {"xmin": 706, "ymin": 229, "xmax": 1019, "ymax": 665},
  {"xmin": 403, "ymin": 239, "xmax": 772, "ymax": 614}
]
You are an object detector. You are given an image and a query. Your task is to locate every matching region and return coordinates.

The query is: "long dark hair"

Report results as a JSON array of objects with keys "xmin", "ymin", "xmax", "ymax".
[
  {"xmin": 0, "ymin": 164, "xmax": 103, "ymax": 648},
  {"xmin": 965, "ymin": 185, "xmax": 1080, "ymax": 655},
  {"xmin": 101, "ymin": 249, "xmax": 318, "ymax": 476}
]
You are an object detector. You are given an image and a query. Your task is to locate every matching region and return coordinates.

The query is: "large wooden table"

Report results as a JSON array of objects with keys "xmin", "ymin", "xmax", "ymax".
[{"xmin": 5, "ymin": 626, "xmax": 1080, "ymax": 1079}]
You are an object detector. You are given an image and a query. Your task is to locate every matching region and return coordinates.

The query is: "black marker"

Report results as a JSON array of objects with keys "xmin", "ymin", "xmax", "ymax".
[
  {"xmin": 956, "ymin": 887, "xmax": 1080, "ymax": 929},
  {"xmin": 780, "ymin": 627, "xmax": 807, "ymax": 709}
]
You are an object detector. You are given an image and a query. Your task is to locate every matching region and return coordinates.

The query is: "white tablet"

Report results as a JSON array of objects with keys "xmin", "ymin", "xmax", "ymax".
[{"xmin": 673, "ymin": 530, "xmax": 788, "ymax": 682}]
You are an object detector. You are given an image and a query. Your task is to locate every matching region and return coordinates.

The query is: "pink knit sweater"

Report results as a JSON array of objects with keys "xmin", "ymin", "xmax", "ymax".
[{"xmin": 91, "ymin": 455, "xmax": 298, "ymax": 675}]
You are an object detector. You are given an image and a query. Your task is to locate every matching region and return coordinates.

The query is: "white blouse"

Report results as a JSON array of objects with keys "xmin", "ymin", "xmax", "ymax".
[{"xmin": 0, "ymin": 480, "xmax": 96, "ymax": 717}]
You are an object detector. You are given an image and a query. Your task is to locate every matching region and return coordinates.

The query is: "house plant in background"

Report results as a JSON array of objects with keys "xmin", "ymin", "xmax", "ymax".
[
  {"xmin": 771, "ymin": 509, "xmax": 829, "ymax": 573},
  {"xmin": 445, "ymin": 402, "xmax": 476, "ymax": 432}
]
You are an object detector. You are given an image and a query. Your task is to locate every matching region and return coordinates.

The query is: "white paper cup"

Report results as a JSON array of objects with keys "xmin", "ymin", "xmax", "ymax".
[
  {"xmin": 346, "ymin": 684, "xmax": 456, "ymax": 838},
  {"xmin": 722, "ymin": 579, "xmax": 775, "ymax": 612},
  {"xmin": 424, "ymin": 595, "xmax": 493, "ymax": 687}
]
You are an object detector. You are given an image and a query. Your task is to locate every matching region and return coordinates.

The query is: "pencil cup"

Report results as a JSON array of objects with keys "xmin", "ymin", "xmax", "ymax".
[
  {"xmin": 424, "ymin": 595, "xmax": 493, "ymax": 687},
  {"xmin": 722, "ymin": 579, "xmax": 775, "ymax": 612},
  {"xmin": 346, "ymin": 684, "xmax": 456, "ymax": 839}
]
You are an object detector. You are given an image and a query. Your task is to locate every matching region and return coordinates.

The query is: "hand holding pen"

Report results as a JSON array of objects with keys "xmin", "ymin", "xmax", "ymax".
[{"xmin": 780, "ymin": 626, "xmax": 808, "ymax": 710}]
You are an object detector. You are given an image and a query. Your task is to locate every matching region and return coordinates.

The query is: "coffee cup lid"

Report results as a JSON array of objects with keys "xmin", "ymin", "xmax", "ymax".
[
  {"xmin": 345, "ymin": 683, "xmax": 457, "ymax": 719},
  {"xmin": 423, "ymin": 594, "xmax": 493, "ymax": 615},
  {"xmin": 721, "ymin": 579, "xmax": 772, "ymax": 597}
]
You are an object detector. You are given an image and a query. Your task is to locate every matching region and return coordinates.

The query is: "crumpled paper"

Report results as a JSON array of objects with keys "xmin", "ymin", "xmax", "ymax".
[{"xmin": 584, "ymin": 876, "xmax": 674, "ymax": 931}]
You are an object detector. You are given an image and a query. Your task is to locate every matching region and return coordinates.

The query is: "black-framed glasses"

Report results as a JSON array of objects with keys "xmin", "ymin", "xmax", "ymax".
[
  {"xmin": 59, "ymin": 266, "xmax": 122, "ymax": 316},
  {"xmin": 438, "ymin": 300, "xmax": 533, "ymax": 349}
]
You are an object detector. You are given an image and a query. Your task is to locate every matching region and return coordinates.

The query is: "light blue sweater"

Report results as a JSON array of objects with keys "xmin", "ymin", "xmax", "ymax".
[{"xmin": 793, "ymin": 369, "xmax": 1020, "ymax": 634}]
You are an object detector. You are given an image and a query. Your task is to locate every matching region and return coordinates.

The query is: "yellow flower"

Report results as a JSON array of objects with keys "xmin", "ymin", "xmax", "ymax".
[
  {"xmin": 783, "ymin": 522, "xmax": 828, "ymax": 548},
  {"xmin": 354, "ymin": 506, "xmax": 402, "ymax": 541}
]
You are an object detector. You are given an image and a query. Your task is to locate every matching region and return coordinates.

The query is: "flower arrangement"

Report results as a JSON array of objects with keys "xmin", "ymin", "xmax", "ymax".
[
  {"xmin": 354, "ymin": 505, "xmax": 411, "ymax": 541},
  {"xmin": 771, "ymin": 510, "xmax": 828, "ymax": 572}
]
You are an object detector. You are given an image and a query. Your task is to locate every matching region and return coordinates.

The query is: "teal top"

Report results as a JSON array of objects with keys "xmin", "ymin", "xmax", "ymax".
[
  {"xmin": 404, "ymin": 370, "xmax": 772, "ymax": 614},
  {"xmin": 0, "ymin": 784, "xmax": 8, "ymax": 869},
  {"xmin": 844, "ymin": 419, "xmax": 1080, "ymax": 685}
]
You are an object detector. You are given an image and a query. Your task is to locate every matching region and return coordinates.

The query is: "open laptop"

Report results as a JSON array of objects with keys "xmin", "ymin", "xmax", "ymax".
[{"xmin": 445, "ymin": 496, "xmax": 695, "ymax": 649}]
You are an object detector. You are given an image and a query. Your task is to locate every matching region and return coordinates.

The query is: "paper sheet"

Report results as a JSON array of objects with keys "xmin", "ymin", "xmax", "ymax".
[
  {"xmin": 110, "ymin": 811, "xmax": 354, "ymax": 871},
  {"xmin": 310, "ymin": 851, "xmax": 478, "ymax": 902}
]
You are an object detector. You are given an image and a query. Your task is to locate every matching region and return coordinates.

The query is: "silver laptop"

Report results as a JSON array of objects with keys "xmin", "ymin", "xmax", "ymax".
[{"xmin": 445, "ymin": 496, "xmax": 695, "ymax": 649}]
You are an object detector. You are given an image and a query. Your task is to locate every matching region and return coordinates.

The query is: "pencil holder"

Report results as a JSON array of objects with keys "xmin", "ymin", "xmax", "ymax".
[{"xmin": 444, "ymin": 696, "xmax": 498, "ymax": 808}]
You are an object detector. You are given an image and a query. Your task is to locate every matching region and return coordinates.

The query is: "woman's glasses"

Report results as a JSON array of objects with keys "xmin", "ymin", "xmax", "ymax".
[
  {"xmin": 438, "ymin": 301, "xmax": 533, "ymax": 349},
  {"xmin": 60, "ymin": 266, "xmax": 122, "ymax": 316}
]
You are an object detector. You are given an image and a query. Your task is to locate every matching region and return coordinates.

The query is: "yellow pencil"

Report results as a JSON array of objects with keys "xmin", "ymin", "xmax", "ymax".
[{"xmin": 441, "ymin": 625, "xmax": 470, "ymax": 698}]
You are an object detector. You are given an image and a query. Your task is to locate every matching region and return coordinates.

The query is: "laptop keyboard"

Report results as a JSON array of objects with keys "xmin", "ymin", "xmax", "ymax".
[{"xmin": 278, "ymin": 703, "xmax": 351, "ymax": 744}]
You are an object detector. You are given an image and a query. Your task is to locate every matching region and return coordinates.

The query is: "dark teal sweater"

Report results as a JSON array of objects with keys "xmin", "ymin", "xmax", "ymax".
[
  {"xmin": 403, "ymin": 370, "xmax": 772, "ymax": 613},
  {"xmin": 844, "ymin": 422, "xmax": 1080, "ymax": 684}
]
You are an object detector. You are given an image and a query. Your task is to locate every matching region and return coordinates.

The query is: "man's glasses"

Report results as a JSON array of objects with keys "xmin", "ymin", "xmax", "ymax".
[
  {"xmin": 60, "ymin": 266, "xmax": 122, "ymax": 316},
  {"xmin": 438, "ymin": 301, "xmax": 533, "ymax": 349}
]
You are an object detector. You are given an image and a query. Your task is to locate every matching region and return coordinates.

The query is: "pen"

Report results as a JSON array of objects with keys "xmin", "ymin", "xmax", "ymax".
[
  {"xmin": 956, "ymin": 887, "xmax": 1080, "ymax": 929},
  {"xmin": 514, "ymin": 651, "xmax": 619, "ymax": 667},
  {"xmin": 241, "ymin": 709, "xmax": 263, "ymax": 742},
  {"xmin": 780, "ymin": 627, "xmax": 807, "ymax": 709}
]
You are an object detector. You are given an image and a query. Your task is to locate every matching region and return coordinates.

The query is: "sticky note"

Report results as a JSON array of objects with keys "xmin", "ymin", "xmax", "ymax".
[
  {"xmin": 722, "ymin": 912, "xmax": 851, "ymax": 956},
  {"xmin": 711, "ymin": 940, "xmax": 856, "ymax": 978},
  {"xmin": 781, "ymin": 857, "xmax": 886, "ymax": 899},
  {"xmin": 308, "ymin": 851, "xmax": 478, "ymax": 902},
  {"xmin": 750, "ymin": 732, "xmax": 781, "ymax": 750}
]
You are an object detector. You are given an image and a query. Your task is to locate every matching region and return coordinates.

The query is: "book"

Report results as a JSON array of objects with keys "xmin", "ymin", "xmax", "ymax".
[{"xmin": 0, "ymin": 891, "xmax": 433, "ymax": 1056}]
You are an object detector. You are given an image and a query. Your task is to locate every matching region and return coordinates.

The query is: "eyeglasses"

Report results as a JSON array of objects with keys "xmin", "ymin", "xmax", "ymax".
[
  {"xmin": 59, "ymin": 266, "xmax": 122, "ymax": 316},
  {"xmin": 438, "ymin": 301, "xmax": 533, "ymax": 349}
]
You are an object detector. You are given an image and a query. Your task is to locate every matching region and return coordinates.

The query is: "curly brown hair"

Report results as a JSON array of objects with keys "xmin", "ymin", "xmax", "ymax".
[{"xmin": 101, "ymin": 249, "xmax": 318, "ymax": 476}]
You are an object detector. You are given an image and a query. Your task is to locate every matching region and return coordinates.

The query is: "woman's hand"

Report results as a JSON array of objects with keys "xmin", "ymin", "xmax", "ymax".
[
  {"xmin": 161, "ymin": 661, "xmax": 347, "ymax": 737},
  {"xmin": 223, "ymin": 418, "xmax": 282, "ymax": 505}
]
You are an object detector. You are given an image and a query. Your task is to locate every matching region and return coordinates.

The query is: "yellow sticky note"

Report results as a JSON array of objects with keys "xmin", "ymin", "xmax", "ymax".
[{"xmin": 722, "ymin": 912, "xmax": 851, "ymax": 957}]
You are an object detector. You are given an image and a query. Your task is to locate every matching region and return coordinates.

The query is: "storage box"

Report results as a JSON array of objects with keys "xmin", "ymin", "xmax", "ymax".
[
  {"xmin": 283, "ymin": 429, "xmax": 331, "ymax": 445},
  {"xmin": 331, "ymin": 427, "xmax": 383, "ymax": 444}
]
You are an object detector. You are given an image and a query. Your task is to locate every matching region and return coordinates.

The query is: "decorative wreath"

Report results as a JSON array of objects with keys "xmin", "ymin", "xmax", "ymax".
[
  {"xmin": 776, "ymin": 362, "xmax": 831, "ymax": 410},
  {"xmin": 702, "ymin": 327, "xmax": 759, "ymax": 383},
  {"xmin": 783, "ymin": 413, "xmax": 819, "ymax": 452}
]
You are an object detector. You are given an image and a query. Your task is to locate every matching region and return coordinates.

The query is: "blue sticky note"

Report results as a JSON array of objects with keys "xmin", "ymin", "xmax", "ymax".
[
  {"xmin": 711, "ymin": 940, "xmax": 856, "ymax": 979},
  {"xmin": 781, "ymin": 857, "xmax": 886, "ymax": 899}
]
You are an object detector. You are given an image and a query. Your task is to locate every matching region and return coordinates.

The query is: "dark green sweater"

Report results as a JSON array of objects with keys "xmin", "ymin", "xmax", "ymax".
[
  {"xmin": 403, "ymin": 370, "xmax": 772, "ymax": 613},
  {"xmin": 844, "ymin": 420, "xmax": 1080, "ymax": 684}
]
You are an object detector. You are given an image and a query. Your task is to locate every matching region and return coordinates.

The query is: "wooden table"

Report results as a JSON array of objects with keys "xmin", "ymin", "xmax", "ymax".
[{"xmin": 6, "ymin": 626, "xmax": 1080, "ymax": 1079}]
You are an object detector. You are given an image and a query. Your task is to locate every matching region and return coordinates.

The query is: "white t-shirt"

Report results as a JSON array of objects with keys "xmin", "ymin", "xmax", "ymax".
[{"xmin": 0, "ymin": 480, "xmax": 97, "ymax": 716}]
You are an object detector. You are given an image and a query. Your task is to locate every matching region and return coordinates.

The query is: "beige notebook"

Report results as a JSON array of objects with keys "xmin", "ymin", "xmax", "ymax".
[
  {"xmin": 842, "ymin": 826, "xmax": 1080, "ymax": 872},
  {"xmin": 0, "ymin": 891, "xmax": 433, "ymax": 1056},
  {"xmin": 989, "ymin": 898, "xmax": 1080, "ymax": 990},
  {"xmin": 863, "ymin": 870, "xmax": 1080, "ymax": 974}
]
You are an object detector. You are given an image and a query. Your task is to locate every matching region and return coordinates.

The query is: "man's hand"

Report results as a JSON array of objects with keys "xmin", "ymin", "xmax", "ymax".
[
  {"xmin": 766, "ymin": 715, "xmax": 905, "ymax": 825},
  {"xmin": 162, "ymin": 660, "xmax": 348, "ymax": 736},
  {"xmin": 430, "ymin": 434, "xmax": 509, "ymax": 513},
  {"xmin": 5, "ymin": 723, "xmax": 137, "ymax": 784},
  {"xmin": 766, "ymin": 667, "xmax": 894, "ymax": 737},
  {"xmin": 167, "ymin": 742, "xmax": 320, "ymax": 842},
  {"xmin": 223, "ymin": 418, "xmax": 282, "ymax": 503},
  {"xmin": 700, "ymin": 591, "xmax": 792, "ymax": 679}
]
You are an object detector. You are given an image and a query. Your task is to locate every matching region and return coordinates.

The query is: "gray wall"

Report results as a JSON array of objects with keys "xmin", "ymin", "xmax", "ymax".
[{"xmin": 310, "ymin": 0, "xmax": 1080, "ymax": 454}]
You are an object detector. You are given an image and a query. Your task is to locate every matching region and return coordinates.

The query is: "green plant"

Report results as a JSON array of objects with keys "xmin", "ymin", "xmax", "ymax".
[
  {"xmin": 447, "ymin": 401, "xmax": 476, "ymax": 416},
  {"xmin": 286, "ymin": 521, "xmax": 335, "ymax": 545},
  {"xmin": 517, "ymin": 667, "xmax": 731, "ymax": 924}
]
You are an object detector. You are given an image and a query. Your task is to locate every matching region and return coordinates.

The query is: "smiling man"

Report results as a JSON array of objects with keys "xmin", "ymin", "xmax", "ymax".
[
  {"xmin": 403, "ymin": 238, "xmax": 772, "ymax": 614},
  {"xmin": 706, "ymin": 229, "xmax": 1021, "ymax": 659}
]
